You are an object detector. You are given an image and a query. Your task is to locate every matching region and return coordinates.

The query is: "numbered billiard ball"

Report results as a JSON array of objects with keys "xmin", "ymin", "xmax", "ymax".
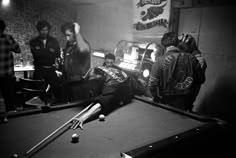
[
  {"xmin": 71, "ymin": 133, "xmax": 79, "ymax": 143},
  {"xmin": 99, "ymin": 114, "xmax": 105, "ymax": 121}
]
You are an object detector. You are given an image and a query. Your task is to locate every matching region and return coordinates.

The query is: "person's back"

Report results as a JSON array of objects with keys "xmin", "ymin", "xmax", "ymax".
[
  {"xmin": 177, "ymin": 33, "xmax": 207, "ymax": 107},
  {"xmin": 178, "ymin": 33, "xmax": 207, "ymax": 72},
  {"xmin": 148, "ymin": 32, "xmax": 205, "ymax": 111}
]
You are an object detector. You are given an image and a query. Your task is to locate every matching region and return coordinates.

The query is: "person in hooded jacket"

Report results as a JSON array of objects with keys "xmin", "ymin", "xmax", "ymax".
[{"xmin": 178, "ymin": 33, "xmax": 207, "ymax": 109}]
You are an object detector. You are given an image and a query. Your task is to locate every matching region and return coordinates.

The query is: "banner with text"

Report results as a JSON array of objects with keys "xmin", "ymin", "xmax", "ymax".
[{"xmin": 133, "ymin": 0, "xmax": 171, "ymax": 38}]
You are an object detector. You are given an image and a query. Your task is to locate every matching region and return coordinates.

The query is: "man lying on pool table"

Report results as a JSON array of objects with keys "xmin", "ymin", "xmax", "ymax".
[{"xmin": 70, "ymin": 65, "xmax": 150, "ymax": 130}]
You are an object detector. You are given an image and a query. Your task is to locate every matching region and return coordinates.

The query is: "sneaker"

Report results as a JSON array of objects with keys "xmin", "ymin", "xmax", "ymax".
[{"xmin": 3, "ymin": 117, "xmax": 8, "ymax": 123}]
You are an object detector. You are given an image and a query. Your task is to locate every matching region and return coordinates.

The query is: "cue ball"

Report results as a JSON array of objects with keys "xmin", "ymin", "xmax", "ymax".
[
  {"xmin": 99, "ymin": 114, "xmax": 105, "ymax": 121},
  {"xmin": 71, "ymin": 133, "xmax": 79, "ymax": 143},
  {"xmin": 11, "ymin": 154, "xmax": 18, "ymax": 158}
]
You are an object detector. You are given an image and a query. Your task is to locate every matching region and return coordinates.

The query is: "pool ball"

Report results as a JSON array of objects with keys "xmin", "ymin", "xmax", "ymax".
[
  {"xmin": 99, "ymin": 114, "xmax": 105, "ymax": 121},
  {"xmin": 11, "ymin": 154, "xmax": 18, "ymax": 158},
  {"xmin": 71, "ymin": 133, "xmax": 79, "ymax": 143},
  {"xmin": 3, "ymin": 117, "xmax": 8, "ymax": 123}
]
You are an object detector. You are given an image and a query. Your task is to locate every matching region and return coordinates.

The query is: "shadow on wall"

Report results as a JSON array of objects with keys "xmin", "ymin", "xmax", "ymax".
[{"xmin": 197, "ymin": 74, "xmax": 236, "ymax": 126}]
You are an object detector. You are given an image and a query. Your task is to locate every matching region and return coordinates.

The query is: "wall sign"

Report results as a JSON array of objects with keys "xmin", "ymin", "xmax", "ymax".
[{"xmin": 133, "ymin": 0, "xmax": 171, "ymax": 33}]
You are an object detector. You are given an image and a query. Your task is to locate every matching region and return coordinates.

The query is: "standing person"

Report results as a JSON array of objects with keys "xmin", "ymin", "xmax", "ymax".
[
  {"xmin": 60, "ymin": 22, "xmax": 91, "ymax": 82},
  {"xmin": 178, "ymin": 33, "xmax": 207, "ymax": 108},
  {"xmin": 29, "ymin": 20, "xmax": 61, "ymax": 103},
  {"xmin": 148, "ymin": 32, "xmax": 205, "ymax": 111},
  {"xmin": 60, "ymin": 22, "xmax": 91, "ymax": 101},
  {"xmin": 178, "ymin": 33, "xmax": 207, "ymax": 73},
  {"xmin": 0, "ymin": 19, "xmax": 21, "ymax": 121}
]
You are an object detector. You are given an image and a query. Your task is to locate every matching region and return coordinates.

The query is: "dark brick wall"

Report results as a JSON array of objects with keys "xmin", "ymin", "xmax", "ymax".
[{"xmin": 0, "ymin": 0, "xmax": 76, "ymax": 64}]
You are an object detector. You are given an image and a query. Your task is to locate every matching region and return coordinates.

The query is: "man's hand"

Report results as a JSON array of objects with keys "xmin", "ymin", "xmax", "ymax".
[
  {"xmin": 138, "ymin": 78, "xmax": 147, "ymax": 87},
  {"xmin": 73, "ymin": 22, "xmax": 80, "ymax": 34},
  {"xmin": 195, "ymin": 54, "xmax": 206, "ymax": 69},
  {"xmin": 55, "ymin": 70, "xmax": 63, "ymax": 77},
  {"xmin": 71, "ymin": 117, "xmax": 85, "ymax": 130},
  {"xmin": 178, "ymin": 33, "xmax": 193, "ymax": 43}
]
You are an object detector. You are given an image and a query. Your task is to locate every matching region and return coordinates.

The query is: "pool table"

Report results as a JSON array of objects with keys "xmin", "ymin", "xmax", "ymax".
[{"xmin": 0, "ymin": 97, "xmax": 233, "ymax": 158}]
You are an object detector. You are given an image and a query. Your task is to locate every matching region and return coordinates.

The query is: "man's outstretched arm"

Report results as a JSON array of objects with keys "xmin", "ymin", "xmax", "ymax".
[{"xmin": 71, "ymin": 103, "xmax": 102, "ymax": 130}]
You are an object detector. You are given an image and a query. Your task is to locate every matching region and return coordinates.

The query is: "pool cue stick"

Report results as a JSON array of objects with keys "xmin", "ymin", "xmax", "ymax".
[
  {"xmin": 24, "ymin": 103, "xmax": 94, "ymax": 157},
  {"xmin": 82, "ymin": 68, "xmax": 92, "ymax": 80},
  {"xmin": 24, "ymin": 124, "xmax": 69, "ymax": 158}
]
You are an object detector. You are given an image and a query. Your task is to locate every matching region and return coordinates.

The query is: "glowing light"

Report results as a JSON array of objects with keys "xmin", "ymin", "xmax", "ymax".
[
  {"xmin": 150, "ymin": 52, "xmax": 156, "ymax": 62},
  {"xmin": 143, "ymin": 69, "xmax": 150, "ymax": 78},
  {"xmin": 2, "ymin": 0, "xmax": 10, "ymax": 7},
  {"xmin": 123, "ymin": 47, "xmax": 139, "ymax": 62},
  {"xmin": 92, "ymin": 51, "xmax": 105, "ymax": 58},
  {"xmin": 119, "ymin": 62, "xmax": 136, "ymax": 70}
]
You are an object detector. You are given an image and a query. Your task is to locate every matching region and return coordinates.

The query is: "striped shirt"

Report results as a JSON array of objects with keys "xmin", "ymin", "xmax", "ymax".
[{"xmin": 0, "ymin": 34, "xmax": 21, "ymax": 77}]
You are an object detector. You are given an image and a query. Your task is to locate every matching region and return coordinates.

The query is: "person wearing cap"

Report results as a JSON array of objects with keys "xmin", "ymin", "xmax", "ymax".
[
  {"xmin": 177, "ymin": 33, "xmax": 207, "ymax": 74},
  {"xmin": 148, "ymin": 32, "xmax": 205, "ymax": 111},
  {"xmin": 178, "ymin": 33, "xmax": 207, "ymax": 108}
]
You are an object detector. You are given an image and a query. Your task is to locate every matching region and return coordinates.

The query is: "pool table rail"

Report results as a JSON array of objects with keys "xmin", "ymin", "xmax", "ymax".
[{"xmin": 121, "ymin": 96, "xmax": 233, "ymax": 158}]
